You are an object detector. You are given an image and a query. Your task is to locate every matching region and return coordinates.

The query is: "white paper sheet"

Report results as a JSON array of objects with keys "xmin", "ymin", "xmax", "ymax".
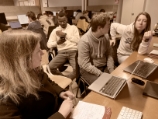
[
  {"xmin": 17, "ymin": 15, "xmax": 29, "ymax": 24},
  {"xmin": 150, "ymin": 50, "xmax": 158, "ymax": 55},
  {"xmin": 70, "ymin": 101, "xmax": 105, "ymax": 119}
]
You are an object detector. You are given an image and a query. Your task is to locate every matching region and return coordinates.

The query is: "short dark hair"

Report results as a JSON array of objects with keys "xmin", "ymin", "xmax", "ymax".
[
  {"xmin": 58, "ymin": 11, "xmax": 67, "ymax": 18},
  {"xmin": 37, "ymin": 13, "xmax": 42, "ymax": 19},
  {"xmin": 91, "ymin": 13, "xmax": 110, "ymax": 32},
  {"xmin": 45, "ymin": 11, "xmax": 53, "ymax": 16},
  {"xmin": 76, "ymin": 9, "xmax": 82, "ymax": 13},
  {"xmin": 100, "ymin": 9, "xmax": 105, "ymax": 13},
  {"xmin": 26, "ymin": 11, "xmax": 36, "ymax": 21}
]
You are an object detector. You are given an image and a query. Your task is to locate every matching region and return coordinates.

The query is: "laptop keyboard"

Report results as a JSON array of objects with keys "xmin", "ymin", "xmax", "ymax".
[
  {"xmin": 100, "ymin": 76, "xmax": 126, "ymax": 96},
  {"xmin": 133, "ymin": 61, "xmax": 157, "ymax": 78}
]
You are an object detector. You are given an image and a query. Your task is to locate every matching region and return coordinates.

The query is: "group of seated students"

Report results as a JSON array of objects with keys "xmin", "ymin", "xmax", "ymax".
[{"xmin": 0, "ymin": 8, "xmax": 153, "ymax": 118}]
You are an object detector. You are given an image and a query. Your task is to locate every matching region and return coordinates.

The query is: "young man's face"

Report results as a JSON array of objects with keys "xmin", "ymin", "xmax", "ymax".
[
  {"xmin": 58, "ymin": 16, "xmax": 67, "ymax": 28},
  {"xmin": 99, "ymin": 20, "xmax": 111, "ymax": 35}
]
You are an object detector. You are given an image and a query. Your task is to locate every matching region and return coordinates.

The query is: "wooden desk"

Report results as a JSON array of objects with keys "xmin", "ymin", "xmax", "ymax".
[{"xmin": 83, "ymin": 37, "xmax": 158, "ymax": 119}]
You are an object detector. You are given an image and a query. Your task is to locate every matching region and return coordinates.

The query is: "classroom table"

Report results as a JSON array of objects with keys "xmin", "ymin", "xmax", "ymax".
[{"xmin": 82, "ymin": 36, "xmax": 158, "ymax": 119}]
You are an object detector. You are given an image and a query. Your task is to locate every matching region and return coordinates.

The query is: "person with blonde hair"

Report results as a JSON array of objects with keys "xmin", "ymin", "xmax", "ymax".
[
  {"xmin": 78, "ymin": 13, "xmax": 114, "ymax": 85},
  {"xmin": 0, "ymin": 30, "xmax": 74, "ymax": 119},
  {"xmin": 110, "ymin": 12, "xmax": 153, "ymax": 64}
]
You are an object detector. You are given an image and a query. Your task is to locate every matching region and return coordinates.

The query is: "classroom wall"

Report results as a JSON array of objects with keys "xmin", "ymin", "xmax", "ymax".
[
  {"xmin": 88, "ymin": 0, "xmax": 118, "ymax": 6},
  {"xmin": 145, "ymin": 0, "xmax": 158, "ymax": 29},
  {"xmin": 0, "ymin": 0, "xmax": 14, "ymax": 6},
  {"xmin": 47, "ymin": 0, "xmax": 118, "ymax": 7},
  {"xmin": 0, "ymin": 6, "xmax": 41, "ymax": 21},
  {"xmin": 42, "ymin": 0, "xmax": 119, "ymax": 16},
  {"xmin": 13, "ymin": 0, "xmax": 40, "ymax": 6},
  {"xmin": 48, "ymin": 0, "xmax": 82, "ymax": 7}
]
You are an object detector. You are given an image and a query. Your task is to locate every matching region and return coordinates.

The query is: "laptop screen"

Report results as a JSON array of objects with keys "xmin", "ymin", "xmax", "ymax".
[
  {"xmin": 17, "ymin": 15, "xmax": 29, "ymax": 24},
  {"xmin": 9, "ymin": 21, "xmax": 22, "ymax": 29}
]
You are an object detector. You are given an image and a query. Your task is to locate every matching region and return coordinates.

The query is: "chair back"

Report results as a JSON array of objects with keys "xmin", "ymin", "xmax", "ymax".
[
  {"xmin": 75, "ymin": 52, "xmax": 90, "ymax": 97},
  {"xmin": 77, "ymin": 19, "xmax": 89, "ymax": 32},
  {"xmin": 42, "ymin": 65, "xmax": 72, "ymax": 89},
  {"xmin": 47, "ymin": 26, "xmax": 56, "ymax": 39}
]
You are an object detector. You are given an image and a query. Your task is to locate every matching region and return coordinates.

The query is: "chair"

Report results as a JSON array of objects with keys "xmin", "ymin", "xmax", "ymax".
[
  {"xmin": 43, "ymin": 64, "xmax": 78, "ymax": 105},
  {"xmin": 77, "ymin": 18, "xmax": 89, "ymax": 35},
  {"xmin": 41, "ymin": 49, "xmax": 72, "ymax": 89},
  {"xmin": 47, "ymin": 26, "xmax": 56, "ymax": 39},
  {"xmin": 110, "ymin": 37, "xmax": 120, "ymax": 67},
  {"xmin": 42, "ymin": 64, "xmax": 72, "ymax": 89},
  {"xmin": 75, "ymin": 54, "xmax": 90, "ymax": 98}
]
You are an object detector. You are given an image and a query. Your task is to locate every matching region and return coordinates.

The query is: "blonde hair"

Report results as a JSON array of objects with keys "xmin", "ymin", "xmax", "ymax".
[
  {"xmin": 0, "ymin": 30, "xmax": 41, "ymax": 104},
  {"xmin": 91, "ymin": 13, "xmax": 110, "ymax": 32}
]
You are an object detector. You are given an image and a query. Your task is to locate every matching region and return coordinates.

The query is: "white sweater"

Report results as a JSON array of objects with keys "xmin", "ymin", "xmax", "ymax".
[
  {"xmin": 110, "ymin": 23, "xmax": 151, "ymax": 55},
  {"xmin": 47, "ymin": 24, "xmax": 80, "ymax": 51}
]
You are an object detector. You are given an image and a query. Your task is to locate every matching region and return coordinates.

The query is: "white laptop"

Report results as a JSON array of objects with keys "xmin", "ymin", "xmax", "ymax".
[{"xmin": 88, "ymin": 73, "xmax": 127, "ymax": 99}]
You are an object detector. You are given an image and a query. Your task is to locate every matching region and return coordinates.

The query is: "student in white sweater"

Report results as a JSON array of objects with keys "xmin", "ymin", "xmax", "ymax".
[
  {"xmin": 47, "ymin": 11, "xmax": 80, "ymax": 80},
  {"xmin": 110, "ymin": 12, "xmax": 153, "ymax": 64}
]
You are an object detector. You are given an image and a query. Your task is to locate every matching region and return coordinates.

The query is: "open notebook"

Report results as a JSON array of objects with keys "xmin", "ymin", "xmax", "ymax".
[
  {"xmin": 88, "ymin": 73, "xmax": 127, "ymax": 99},
  {"xmin": 70, "ymin": 101, "xmax": 111, "ymax": 119}
]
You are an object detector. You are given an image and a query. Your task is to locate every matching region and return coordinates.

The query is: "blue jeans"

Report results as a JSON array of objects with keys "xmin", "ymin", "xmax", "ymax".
[{"xmin": 49, "ymin": 50, "xmax": 77, "ymax": 80}]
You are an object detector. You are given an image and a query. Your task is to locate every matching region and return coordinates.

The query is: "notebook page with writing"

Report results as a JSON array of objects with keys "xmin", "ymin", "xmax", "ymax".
[{"xmin": 70, "ymin": 101, "xmax": 108, "ymax": 119}]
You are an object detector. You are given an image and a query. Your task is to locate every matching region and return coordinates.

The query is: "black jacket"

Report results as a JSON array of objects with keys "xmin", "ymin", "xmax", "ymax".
[{"xmin": 0, "ymin": 71, "xmax": 65, "ymax": 119}]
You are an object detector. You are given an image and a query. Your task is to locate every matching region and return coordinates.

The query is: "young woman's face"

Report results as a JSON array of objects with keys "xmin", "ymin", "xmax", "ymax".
[
  {"xmin": 135, "ymin": 15, "xmax": 147, "ymax": 33},
  {"xmin": 29, "ymin": 42, "xmax": 44, "ymax": 69}
]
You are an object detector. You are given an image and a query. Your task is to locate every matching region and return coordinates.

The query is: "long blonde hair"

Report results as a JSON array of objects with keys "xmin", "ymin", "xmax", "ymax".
[{"xmin": 0, "ymin": 30, "xmax": 41, "ymax": 104}]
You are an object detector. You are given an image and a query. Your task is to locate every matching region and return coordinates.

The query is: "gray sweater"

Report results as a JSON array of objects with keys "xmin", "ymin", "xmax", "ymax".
[{"xmin": 78, "ymin": 28, "xmax": 114, "ymax": 76}]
